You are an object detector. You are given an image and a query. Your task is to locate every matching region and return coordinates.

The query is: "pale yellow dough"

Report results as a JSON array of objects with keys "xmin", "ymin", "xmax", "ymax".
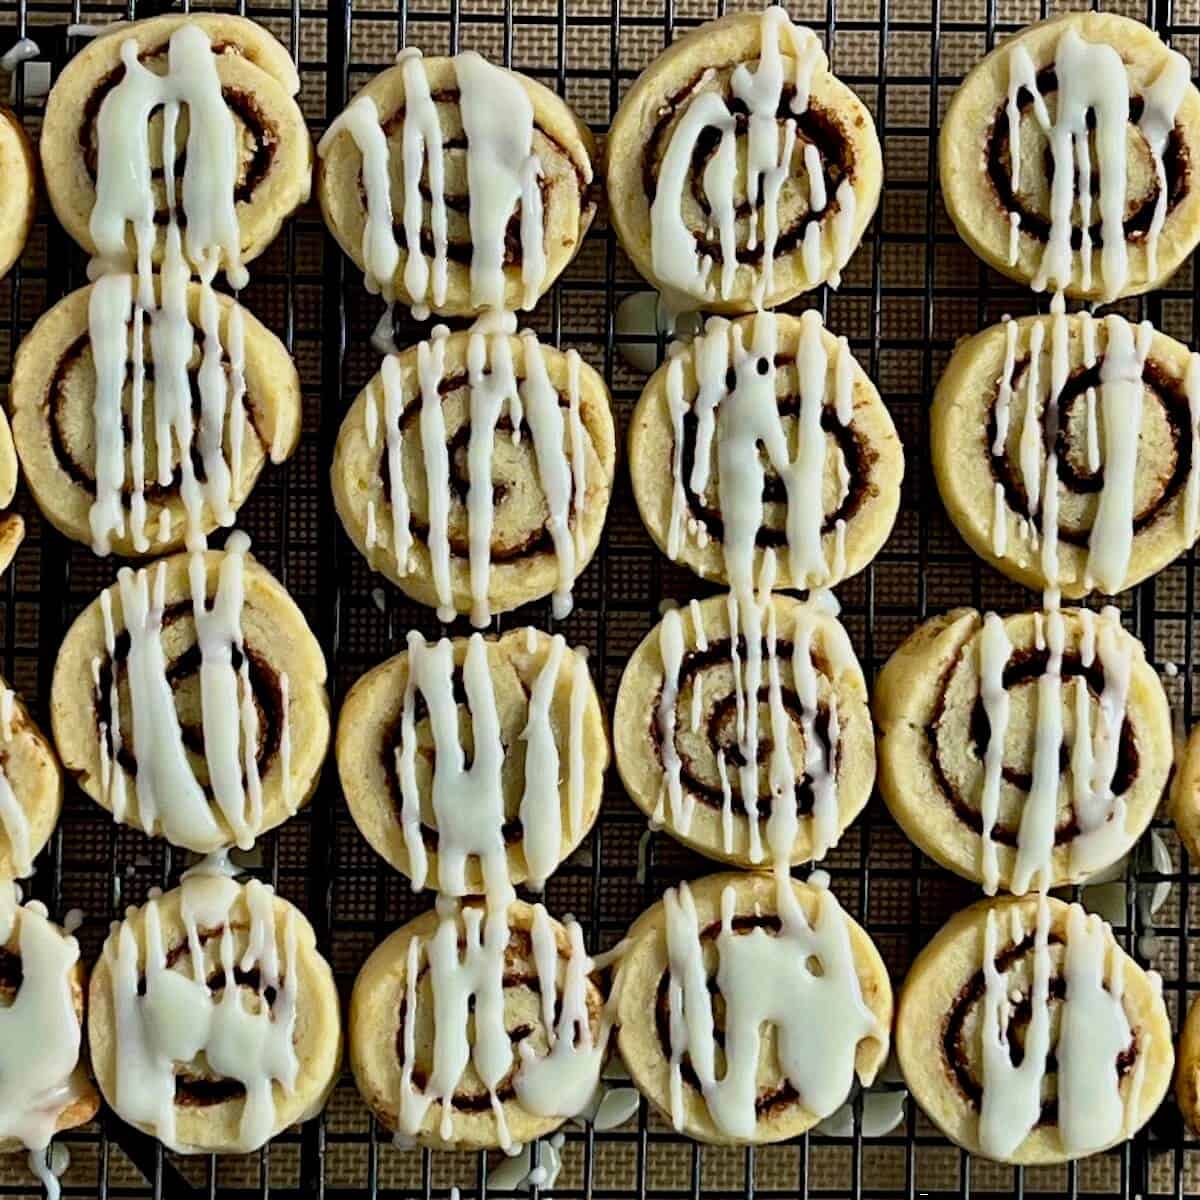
[{"xmin": 0, "ymin": 107, "xmax": 35, "ymax": 281}]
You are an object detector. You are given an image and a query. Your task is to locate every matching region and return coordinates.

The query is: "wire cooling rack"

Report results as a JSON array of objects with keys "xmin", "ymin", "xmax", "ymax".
[{"xmin": 3, "ymin": 0, "xmax": 1200, "ymax": 1194}]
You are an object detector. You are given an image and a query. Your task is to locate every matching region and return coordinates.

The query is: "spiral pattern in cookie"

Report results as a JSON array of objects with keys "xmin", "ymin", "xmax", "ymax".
[
  {"xmin": 897, "ymin": 894, "xmax": 1172, "ymax": 1164},
  {"xmin": 616, "ymin": 871, "xmax": 891, "ymax": 1145},
  {"xmin": 11, "ymin": 281, "xmax": 301, "ymax": 558},
  {"xmin": 40, "ymin": 14, "xmax": 311, "ymax": 274},
  {"xmin": 615, "ymin": 591, "xmax": 873, "ymax": 868},
  {"xmin": 350, "ymin": 898, "xmax": 608, "ymax": 1150},
  {"xmin": 318, "ymin": 49, "xmax": 595, "ymax": 318},
  {"xmin": 606, "ymin": 10, "xmax": 882, "ymax": 311},
  {"xmin": 940, "ymin": 12, "xmax": 1200, "ymax": 302},
  {"xmin": 875, "ymin": 606, "xmax": 1171, "ymax": 894},
  {"xmin": 88, "ymin": 872, "xmax": 341, "ymax": 1154},
  {"xmin": 0, "ymin": 107, "xmax": 35, "ymax": 281},
  {"xmin": 933, "ymin": 311, "xmax": 1200, "ymax": 597},
  {"xmin": 51, "ymin": 535, "xmax": 329, "ymax": 853},
  {"xmin": 337, "ymin": 627, "xmax": 607, "ymax": 895},
  {"xmin": 630, "ymin": 309, "xmax": 902, "ymax": 592},
  {"xmin": 332, "ymin": 326, "xmax": 616, "ymax": 625}
]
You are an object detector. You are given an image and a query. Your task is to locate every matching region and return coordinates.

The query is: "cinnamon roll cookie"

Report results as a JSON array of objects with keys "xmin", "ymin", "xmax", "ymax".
[
  {"xmin": 606, "ymin": 9, "xmax": 882, "ymax": 311},
  {"xmin": 933, "ymin": 308, "xmax": 1200, "ymax": 597},
  {"xmin": 630, "ymin": 310, "xmax": 902, "ymax": 593},
  {"xmin": 616, "ymin": 871, "xmax": 891, "ymax": 1145},
  {"xmin": 88, "ymin": 871, "xmax": 341, "ymax": 1153},
  {"xmin": 1175, "ymin": 990, "xmax": 1200, "ymax": 1133},
  {"xmin": 350, "ymin": 897, "xmax": 610, "ymax": 1150},
  {"xmin": 11, "ymin": 281, "xmax": 301, "ymax": 558},
  {"xmin": 0, "ymin": 107, "xmax": 35, "ymax": 280},
  {"xmin": 40, "ymin": 14, "xmax": 311, "ymax": 281},
  {"xmin": 318, "ymin": 49, "xmax": 595, "ymax": 318},
  {"xmin": 0, "ymin": 407, "xmax": 25, "ymax": 577},
  {"xmin": 332, "ymin": 324, "xmax": 616, "ymax": 625},
  {"xmin": 1169, "ymin": 723, "xmax": 1200, "ymax": 864},
  {"xmin": 875, "ymin": 606, "xmax": 1172, "ymax": 894},
  {"xmin": 898, "ymin": 894, "xmax": 1172, "ymax": 1164},
  {"xmin": 337, "ymin": 628, "xmax": 607, "ymax": 895},
  {"xmin": 0, "ymin": 681, "xmax": 63, "ymax": 880},
  {"xmin": 614, "ymin": 591, "xmax": 873, "ymax": 868},
  {"xmin": 940, "ymin": 12, "xmax": 1200, "ymax": 302},
  {"xmin": 0, "ymin": 885, "xmax": 101, "ymax": 1161},
  {"xmin": 50, "ymin": 534, "xmax": 329, "ymax": 853}
]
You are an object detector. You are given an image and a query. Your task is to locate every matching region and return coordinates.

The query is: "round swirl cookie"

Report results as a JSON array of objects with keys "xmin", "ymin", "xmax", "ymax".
[
  {"xmin": 350, "ymin": 898, "xmax": 609, "ymax": 1150},
  {"xmin": 51, "ymin": 534, "xmax": 329, "ymax": 853},
  {"xmin": 875, "ymin": 606, "xmax": 1172, "ymax": 894},
  {"xmin": 629, "ymin": 309, "xmax": 902, "ymax": 593},
  {"xmin": 0, "ymin": 680, "xmax": 62, "ymax": 880},
  {"xmin": 614, "ymin": 592, "xmax": 874, "ymax": 868},
  {"xmin": 318, "ymin": 49, "xmax": 595, "ymax": 318},
  {"xmin": 898, "ymin": 894, "xmax": 1172, "ymax": 1163},
  {"xmin": 933, "ymin": 309, "xmax": 1200, "ymax": 597},
  {"xmin": 607, "ymin": 9, "xmax": 882, "ymax": 311},
  {"xmin": 940, "ymin": 12, "xmax": 1200, "ymax": 301},
  {"xmin": 337, "ymin": 627, "xmax": 608, "ymax": 895},
  {"xmin": 41, "ymin": 14, "xmax": 311, "ymax": 278},
  {"xmin": 89, "ymin": 871, "xmax": 340, "ymax": 1153},
  {"xmin": 616, "ymin": 871, "xmax": 892, "ymax": 1145},
  {"xmin": 11, "ymin": 281, "xmax": 301, "ymax": 558},
  {"xmin": 0, "ymin": 107, "xmax": 35, "ymax": 280},
  {"xmin": 331, "ymin": 326, "xmax": 615, "ymax": 625}
]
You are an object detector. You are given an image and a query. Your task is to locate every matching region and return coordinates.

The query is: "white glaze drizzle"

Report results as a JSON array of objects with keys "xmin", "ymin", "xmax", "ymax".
[
  {"xmin": 377, "ymin": 326, "xmax": 587, "ymax": 626},
  {"xmin": 0, "ymin": 886, "xmax": 87, "ymax": 1165},
  {"xmin": 650, "ymin": 9, "xmax": 848, "ymax": 301},
  {"xmin": 662, "ymin": 876, "xmax": 880, "ymax": 1139},
  {"xmin": 393, "ymin": 899, "xmax": 611, "ymax": 1149},
  {"xmin": 1005, "ymin": 30, "xmax": 1188, "ymax": 300},
  {"xmin": 978, "ymin": 896, "xmax": 1136, "ymax": 1159},
  {"xmin": 977, "ymin": 613, "xmax": 1013, "ymax": 896},
  {"xmin": 108, "ymin": 874, "xmax": 299, "ymax": 1153},
  {"xmin": 94, "ymin": 532, "xmax": 288, "ymax": 850},
  {"xmin": 318, "ymin": 47, "xmax": 548, "ymax": 317},
  {"xmin": 396, "ymin": 630, "xmax": 587, "ymax": 899},
  {"xmin": 0, "ymin": 688, "xmax": 31, "ymax": 878},
  {"xmin": 667, "ymin": 309, "xmax": 852, "ymax": 591}
]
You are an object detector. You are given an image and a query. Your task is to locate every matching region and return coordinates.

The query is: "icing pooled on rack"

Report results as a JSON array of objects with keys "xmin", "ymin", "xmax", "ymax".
[
  {"xmin": 85, "ymin": 23, "xmax": 263, "ymax": 555},
  {"xmin": 650, "ymin": 9, "xmax": 851, "ymax": 301},
  {"xmin": 94, "ymin": 532, "xmax": 292, "ymax": 850},
  {"xmin": 0, "ymin": 886, "xmax": 89, "ymax": 1175},
  {"xmin": 666, "ymin": 309, "xmax": 855, "ymax": 592},
  {"xmin": 365, "ymin": 325, "xmax": 590, "ymax": 625},
  {"xmin": 396, "ymin": 630, "xmax": 588, "ymax": 898},
  {"xmin": 1004, "ymin": 28, "xmax": 1190, "ymax": 300},
  {"xmin": 978, "ymin": 896, "xmax": 1138, "ymax": 1158},
  {"xmin": 108, "ymin": 874, "xmax": 299, "ymax": 1153},
  {"xmin": 392, "ymin": 900, "xmax": 611, "ymax": 1149},
  {"xmin": 661, "ymin": 878, "xmax": 880, "ymax": 1139},
  {"xmin": 317, "ymin": 48, "xmax": 548, "ymax": 318}
]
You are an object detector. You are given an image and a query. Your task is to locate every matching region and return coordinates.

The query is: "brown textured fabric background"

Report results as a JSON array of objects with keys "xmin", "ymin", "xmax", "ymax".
[{"xmin": 0, "ymin": 0, "xmax": 1199, "ymax": 1194}]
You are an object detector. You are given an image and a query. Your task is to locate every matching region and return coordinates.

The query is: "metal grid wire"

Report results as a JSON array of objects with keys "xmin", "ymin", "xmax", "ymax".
[{"xmin": 2, "ymin": 0, "xmax": 1200, "ymax": 1192}]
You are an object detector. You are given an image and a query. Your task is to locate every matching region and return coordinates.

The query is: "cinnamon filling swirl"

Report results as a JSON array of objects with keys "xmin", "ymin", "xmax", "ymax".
[
  {"xmin": 940, "ymin": 929, "xmax": 1137, "ymax": 1125},
  {"xmin": 986, "ymin": 67, "xmax": 1190, "ymax": 249}
]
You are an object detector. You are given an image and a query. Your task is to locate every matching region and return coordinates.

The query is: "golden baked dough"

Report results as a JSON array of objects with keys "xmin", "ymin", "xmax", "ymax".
[
  {"xmin": 41, "ymin": 14, "xmax": 311, "ymax": 271},
  {"xmin": 940, "ymin": 12, "xmax": 1200, "ymax": 302},
  {"xmin": 0, "ymin": 680, "xmax": 62, "ymax": 880},
  {"xmin": 11, "ymin": 281, "xmax": 300, "ymax": 558},
  {"xmin": 629, "ymin": 310, "xmax": 902, "ymax": 592},
  {"xmin": 1175, "ymin": 989, "xmax": 1200, "ymax": 1133},
  {"xmin": 51, "ymin": 541, "xmax": 329, "ymax": 853},
  {"xmin": 1169, "ymin": 722, "xmax": 1200, "ymax": 864},
  {"xmin": 337, "ymin": 627, "xmax": 608, "ymax": 893},
  {"xmin": 0, "ymin": 405, "xmax": 25, "ymax": 578},
  {"xmin": 616, "ymin": 871, "xmax": 892, "ymax": 1145},
  {"xmin": 318, "ymin": 51, "xmax": 595, "ymax": 318},
  {"xmin": 614, "ymin": 593, "xmax": 874, "ymax": 868},
  {"xmin": 331, "ymin": 328, "xmax": 616, "ymax": 624},
  {"xmin": 0, "ymin": 107, "xmax": 35, "ymax": 280},
  {"xmin": 875, "ymin": 607, "xmax": 1171, "ymax": 894},
  {"xmin": 898, "ymin": 894, "xmax": 1172, "ymax": 1164},
  {"xmin": 88, "ymin": 874, "xmax": 341, "ymax": 1153},
  {"xmin": 606, "ymin": 10, "xmax": 882, "ymax": 312},
  {"xmin": 350, "ymin": 898, "xmax": 607, "ymax": 1150},
  {"xmin": 933, "ymin": 311, "xmax": 1200, "ymax": 598}
]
